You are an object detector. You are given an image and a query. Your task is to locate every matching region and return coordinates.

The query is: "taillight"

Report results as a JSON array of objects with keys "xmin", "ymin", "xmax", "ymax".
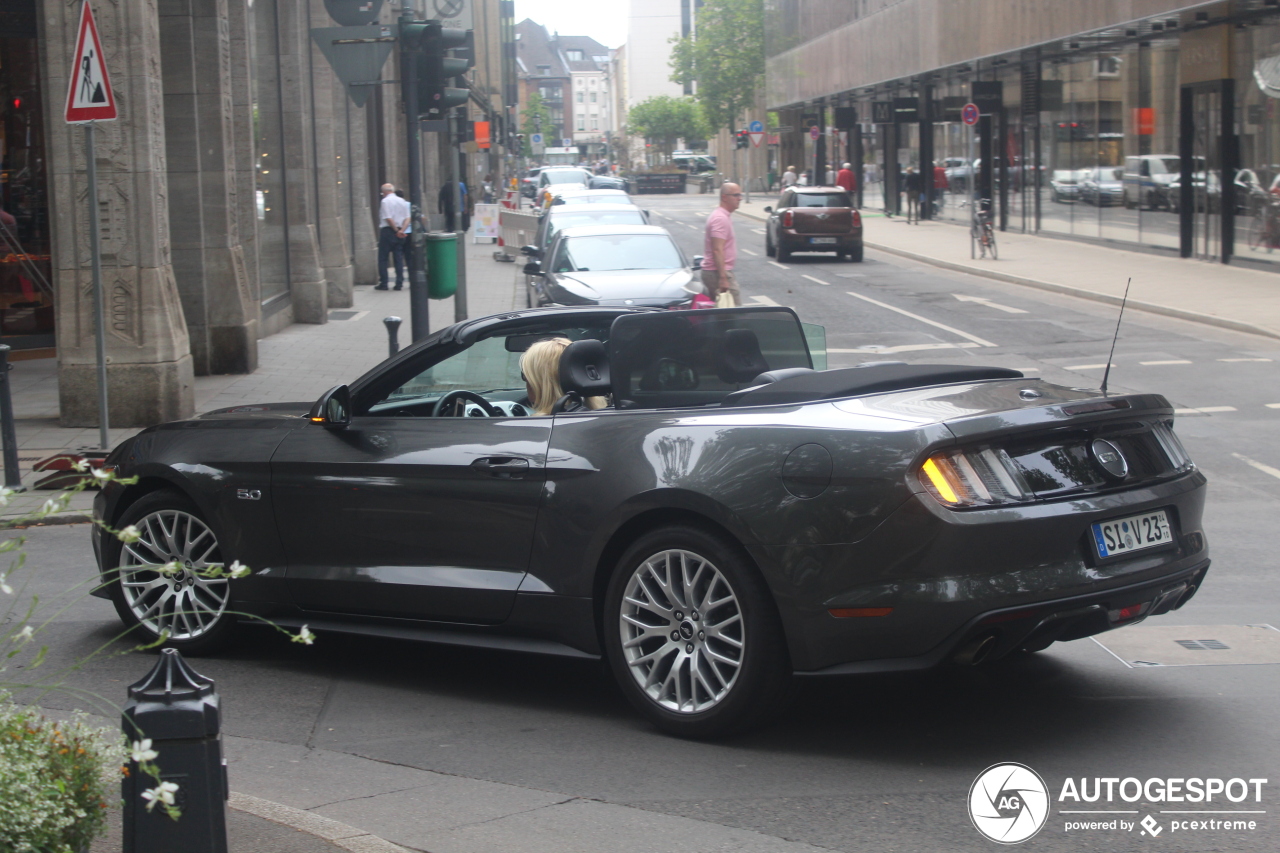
[
  {"xmin": 919, "ymin": 447, "xmax": 1030, "ymax": 507},
  {"xmin": 852, "ymin": 210, "xmax": 861, "ymax": 226},
  {"xmin": 782, "ymin": 210, "xmax": 793, "ymax": 228},
  {"xmin": 1151, "ymin": 420, "xmax": 1195, "ymax": 473}
]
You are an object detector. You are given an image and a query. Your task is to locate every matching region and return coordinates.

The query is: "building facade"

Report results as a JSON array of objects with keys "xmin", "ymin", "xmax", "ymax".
[
  {"xmin": 0, "ymin": 0, "xmax": 513, "ymax": 427},
  {"xmin": 765, "ymin": 0, "xmax": 1280, "ymax": 270}
]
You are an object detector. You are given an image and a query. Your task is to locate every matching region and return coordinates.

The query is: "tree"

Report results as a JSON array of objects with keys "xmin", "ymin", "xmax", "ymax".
[
  {"xmin": 668, "ymin": 0, "xmax": 764, "ymax": 136},
  {"xmin": 627, "ymin": 95, "xmax": 710, "ymax": 163},
  {"xmin": 520, "ymin": 92, "xmax": 552, "ymax": 157}
]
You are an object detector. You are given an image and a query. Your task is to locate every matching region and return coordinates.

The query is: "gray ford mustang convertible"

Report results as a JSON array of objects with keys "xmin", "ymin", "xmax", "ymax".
[{"xmin": 92, "ymin": 306, "xmax": 1209, "ymax": 737}]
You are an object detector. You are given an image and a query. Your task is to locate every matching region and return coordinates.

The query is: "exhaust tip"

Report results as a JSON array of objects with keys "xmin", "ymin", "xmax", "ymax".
[{"xmin": 954, "ymin": 633, "xmax": 998, "ymax": 666}]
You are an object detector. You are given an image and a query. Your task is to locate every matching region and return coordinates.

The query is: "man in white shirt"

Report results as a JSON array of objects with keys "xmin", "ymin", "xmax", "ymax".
[{"xmin": 377, "ymin": 183, "xmax": 411, "ymax": 290}]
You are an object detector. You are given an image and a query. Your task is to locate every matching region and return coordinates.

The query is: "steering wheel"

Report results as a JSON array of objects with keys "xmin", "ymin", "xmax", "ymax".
[{"xmin": 432, "ymin": 390, "xmax": 503, "ymax": 418}]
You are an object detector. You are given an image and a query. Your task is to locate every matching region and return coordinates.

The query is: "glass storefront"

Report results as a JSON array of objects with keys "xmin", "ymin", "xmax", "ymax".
[
  {"xmin": 835, "ymin": 9, "xmax": 1280, "ymax": 272},
  {"xmin": 0, "ymin": 0, "xmax": 55, "ymax": 349}
]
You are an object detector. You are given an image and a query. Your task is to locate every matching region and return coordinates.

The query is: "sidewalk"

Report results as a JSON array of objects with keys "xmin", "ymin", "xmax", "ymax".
[{"xmin": 735, "ymin": 199, "xmax": 1280, "ymax": 341}]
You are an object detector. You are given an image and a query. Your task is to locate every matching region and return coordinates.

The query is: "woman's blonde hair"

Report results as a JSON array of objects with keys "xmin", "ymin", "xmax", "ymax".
[{"xmin": 520, "ymin": 337, "xmax": 606, "ymax": 415}]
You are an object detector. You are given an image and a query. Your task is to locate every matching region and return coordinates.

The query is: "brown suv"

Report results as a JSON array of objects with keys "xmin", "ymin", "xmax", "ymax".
[{"xmin": 765, "ymin": 187, "xmax": 863, "ymax": 262}]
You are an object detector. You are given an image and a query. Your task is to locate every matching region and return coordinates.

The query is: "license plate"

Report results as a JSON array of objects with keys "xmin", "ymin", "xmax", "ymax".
[
  {"xmin": 810, "ymin": 237, "xmax": 837, "ymax": 244},
  {"xmin": 1092, "ymin": 510, "xmax": 1173, "ymax": 559}
]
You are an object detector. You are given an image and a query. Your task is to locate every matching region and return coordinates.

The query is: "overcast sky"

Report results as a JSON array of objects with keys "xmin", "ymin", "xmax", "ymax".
[{"xmin": 514, "ymin": 0, "xmax": 628, "ymax": 50}]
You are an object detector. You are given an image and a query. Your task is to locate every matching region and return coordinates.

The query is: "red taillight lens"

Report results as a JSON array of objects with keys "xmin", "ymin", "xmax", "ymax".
[
  {"xmin": 852, "ymin": 210, "xmax": 861, "ymax": 227},
  {"xmin": 782, "ymin": 210, "xmax": 793, "ymax": 228}
]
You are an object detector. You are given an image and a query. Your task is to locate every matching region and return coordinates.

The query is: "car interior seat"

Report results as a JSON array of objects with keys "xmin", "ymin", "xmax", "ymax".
[
  {"xmin": 552, "ymin": 338, "xmax": 611, "ymax": 414},
  {"xmin": 716, "ymin": 328, "xmax": 770, "ymax": 384}
]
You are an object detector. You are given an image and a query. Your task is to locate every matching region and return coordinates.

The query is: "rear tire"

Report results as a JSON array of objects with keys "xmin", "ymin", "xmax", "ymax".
[
  {"xmin": 849, "ymin": 244, "xmax": 864, "ymax": 262},
  {"xmin": 103, "ymin": 489, "xmax": 239, "ymax": 655},
  {"xmin": 765, "ymin": 230, "xmax": 776, "ymax": 258},
  {"xmin": 777, "ymin": 244, "xmax": 791, "ymax": 262},
  {"xmin": 603, "ymin": 525, "xmax": 791, "ymax": 738}
]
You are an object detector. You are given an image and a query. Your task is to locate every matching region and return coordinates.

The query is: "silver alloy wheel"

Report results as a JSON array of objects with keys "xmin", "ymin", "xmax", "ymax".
[
  {"xmin": 117, "ymin": 509, "xmax": 228, "ymax": 641},
  {"xmin": 618, "ymin": 548, "xmax": 744, "ymax": 714}
]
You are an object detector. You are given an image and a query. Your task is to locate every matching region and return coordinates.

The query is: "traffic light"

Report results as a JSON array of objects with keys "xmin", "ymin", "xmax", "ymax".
[
  {"xmin": 735, "ymin": 130, "xmax": 748, "ymax": 149},
  {"xmin": 401, "ymin": 20, "xmax": 472, "ymax": 117}
]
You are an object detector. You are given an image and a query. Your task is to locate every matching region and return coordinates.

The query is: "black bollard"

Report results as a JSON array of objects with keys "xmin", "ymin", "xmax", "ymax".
[
  {"xmin": 0, "ymin": 344, "xmax": 25, "ymax": 491},
  {"xmin": 383, "ymin": 315, "xmax": 402, "ymax": 357},
  {"xmin": 122, "ymin": 649, "xmax": 228, "ymax": 853}
]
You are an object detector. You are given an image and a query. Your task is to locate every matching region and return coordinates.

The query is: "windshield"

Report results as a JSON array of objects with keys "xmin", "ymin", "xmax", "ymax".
[
  {"xmin": 794, "ymin": 192, "xmax": 852, "ymax": 208},
  {"xmin": 548, "ymin": 210, "xmax": 647, "ymax": 242},
  {"xmin": 545, "ymin": 170, "xmax": 590, "ymax": 185},
  {"xmin": 552, "ymin": 234, "xmax": 682, "ymax": 272}
]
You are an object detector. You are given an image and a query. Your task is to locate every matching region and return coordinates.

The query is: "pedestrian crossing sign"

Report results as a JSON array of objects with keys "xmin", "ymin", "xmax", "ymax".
[{"xmin": 64, "ymin": 2, "xmax": 117, "ymax": 123}]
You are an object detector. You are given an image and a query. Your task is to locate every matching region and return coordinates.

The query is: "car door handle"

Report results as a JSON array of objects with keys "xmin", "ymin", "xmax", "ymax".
[{"xmin": 471, "ymin": 457, "xmax": 531, "ymax": 475}]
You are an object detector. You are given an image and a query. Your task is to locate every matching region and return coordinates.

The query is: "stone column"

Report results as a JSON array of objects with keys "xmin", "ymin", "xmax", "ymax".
[
  {"xmin": 335, "ymin": 61, "xmax": 378, "ymax": 287},
  {"xmin": 308, "ymin": 0, "xmax": 354, "ymax": 308},
  {"xmin": 159, "ymin": 0, "xmax": 258, "ymax": 376},
  {"xmin": 227, "ymin": 0, "xmax": 261, "ymax": 314},
  {"xmin": 45, "ymin": 0, "xmax": 195, "ymax": 427}
]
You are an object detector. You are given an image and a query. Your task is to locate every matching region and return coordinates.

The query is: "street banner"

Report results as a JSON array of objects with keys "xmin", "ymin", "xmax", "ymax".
[{"xmin": 65, "ymin": 2, "xmax": 116, "ymax": 123}]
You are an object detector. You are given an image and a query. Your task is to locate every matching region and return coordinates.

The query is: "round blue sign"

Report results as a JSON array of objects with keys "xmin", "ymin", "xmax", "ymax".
[
  {"xmin": 748, "ymin": 120, "xmax": 763, "ymax": 133},
  {"xmin": 961, "ymin": 103, "xmax": 980, "ymax": 126}
]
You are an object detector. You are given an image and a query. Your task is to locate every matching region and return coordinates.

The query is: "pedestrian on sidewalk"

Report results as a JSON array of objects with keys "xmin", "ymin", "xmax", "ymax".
[
  {"xmin": 904, "ymin": 167, "xmax": 922, "ymax": 222},
  {"xmin": 836, "ymin": 162, "xmax": 856, "ymax": 194},
  {"xmin": 701, "ymin": 182, "xmax": 742, "ymax": 307},
  {"xmin": 932, "ymin": 160, "xmax": 949, "ymax": 214},
  {"xmin": 438, "ymin": 180, "xmax": 470, "ymax": 232},
  {"xmin": 781, "ymin": 165, "xmax": 797, "ymax": 189},
  {"xmin": 376, "ymin": 183, "xmax": 410, "ymax": 290}
]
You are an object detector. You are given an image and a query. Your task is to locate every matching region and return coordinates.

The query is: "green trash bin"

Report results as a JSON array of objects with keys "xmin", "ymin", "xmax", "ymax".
[{"xmin": 425, "ymin": 232, "xmax": 457, "ymax": 299}]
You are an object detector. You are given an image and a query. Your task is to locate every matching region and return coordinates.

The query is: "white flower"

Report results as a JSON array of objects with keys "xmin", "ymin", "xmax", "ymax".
[
  {"xmin": 157, "ymin": 561, "xmax": 182, "ymax": 577},
  {"xmin": 11, "ymin": 625, "xmax": 35, "ymax": 643},
  {"xmin": 293, "ymin": 625, "xmax": 315, "ymax": 645},
  {"xmin": 0, "ymin": 486, "xmax": 13, "ymax": 507},
  {"xmin": 116, "ymin": 525, "xmax": 142, "ymax": 544},
  {"xmin": 131, "ymin": 738, "xmax": 159, "ymax": 764},
  {"xmin": 140, "ymin": 780, "xmax": 180, "ymax": 811},
  {"xmin": 40, "ymin": 498, "xmax": 59, "ymax": 515},
  {"xmin": 227, "ymin": 560, "xmax": 250, "ymax": 579},
  {"xmin": 0, "ymin": 575, "xmax": 11, "ymax": 595},
  {"xmin": 72, "ymin": 459, "xmax": 91, "ymax": 472},
  {"xmin": 91, "ymin": 467, "xmax": 112, "ymax": 483}
]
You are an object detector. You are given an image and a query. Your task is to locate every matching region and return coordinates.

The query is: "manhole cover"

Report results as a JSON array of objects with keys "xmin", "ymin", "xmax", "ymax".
[{"xmin": 1092, "ymin": 624, "xmax": 1280, "ymax": 667}]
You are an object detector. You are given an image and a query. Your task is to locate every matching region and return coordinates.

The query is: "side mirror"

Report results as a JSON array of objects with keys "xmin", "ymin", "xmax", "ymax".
[
  {"xmin": 523, "ymin": 262, "xmax": 543, "ymax": 276},
  {"xmin": 520, "ymin": 245, "xmax": 539, "ymax": 257},
  {"xmin": 309, "ymin": 385, "xmax": 351, "ymax": 428},
  {"xmin": 763, "ymin": 206, "xmax": 773, "ymax": 213},
  {"xmin": 692, "ymin": 255, "xmax": 704, "ymax": 268}
]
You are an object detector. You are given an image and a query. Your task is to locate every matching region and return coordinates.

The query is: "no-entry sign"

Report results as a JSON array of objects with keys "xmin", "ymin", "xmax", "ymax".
[{"xmin": 65, "ymin": 2, "xmax": 116, "ymax": 123}]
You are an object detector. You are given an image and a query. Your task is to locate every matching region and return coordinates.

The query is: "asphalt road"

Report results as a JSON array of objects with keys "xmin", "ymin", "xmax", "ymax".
[{"xmin": 10, "ymin": 212, "xmax": 1280, "ymax": 850}]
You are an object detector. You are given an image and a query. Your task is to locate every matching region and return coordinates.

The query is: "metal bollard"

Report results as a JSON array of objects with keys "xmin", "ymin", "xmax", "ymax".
[
  {"xmin": 0, "ymin": 344, "xmax": 25, "ymax": 491},
  {"xmin": 122, "ymin": 649, "xmax": 228, "ymax": 853},
  {"xmin": 383, "ymin": 315, "xmax": 402, "ymax": 357}
]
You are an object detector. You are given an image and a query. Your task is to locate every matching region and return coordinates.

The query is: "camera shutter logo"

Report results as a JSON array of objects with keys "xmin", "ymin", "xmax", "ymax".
[{"xmin": 968, "ymin": 763, "xmax": 1050, "ymax": 844}]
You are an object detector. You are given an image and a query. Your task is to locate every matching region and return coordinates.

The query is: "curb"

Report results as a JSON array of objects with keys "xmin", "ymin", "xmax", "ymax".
[
  {"xmin": 0, "ymin": 513, "xmax": 95, "ymax": 530},
  {"xmin": 861, "ymin": 240, "xmax": 1280, "ymax": 343},
  {"xmin": 230, "ymin": 792, "xmax": 414, "ymax": 853},
  {"xmin": 736, "ymin": 207, "xmax": 1280, "ymax": 342}
]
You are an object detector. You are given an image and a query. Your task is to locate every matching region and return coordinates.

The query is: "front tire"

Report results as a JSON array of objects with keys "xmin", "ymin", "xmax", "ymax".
[
  {"xmin": 104, "ymin": 489, "xmax": 239, "ymax": 655},
  {"xmin": 603, "ymin": 526, "xmax": 791, "ymax": 738}
]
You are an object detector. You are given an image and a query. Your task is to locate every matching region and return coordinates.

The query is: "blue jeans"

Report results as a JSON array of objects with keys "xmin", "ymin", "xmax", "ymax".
[{"xmin": 378, "ymin": 226, "xmax": 406, "ymax": 287}]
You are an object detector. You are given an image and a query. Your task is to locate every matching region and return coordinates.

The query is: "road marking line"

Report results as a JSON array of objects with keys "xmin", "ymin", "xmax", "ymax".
[
  {"xmin": 1174, "ymin": 406, "xmax": 1238, "ymax": 415},
  {"xmin": 748, "ymin": 295, "xmax": 781, "ymax": 306},
  {"xmin": 952, "ymin": 293, "xmax": 1028, "ymax": 314},
  {"xmin": 741, "ymin": 248, "xmax": 759, "ymax": 256},
  {"xmin": 695, "ymin": 211, "xmax": 708, "ymax": 217},
  {"xmin": 1219, "ymin": 357, "xmax": 1272, "ymax": 362},
  {"xmin": 1065, "ymin": 363, "xmax": 1114, "ymax": 370},
  {"xmin": 681, "ymin": 222, "xmax": 699, "ymax": 230},
  {"xmin": 844, "ymin": 291, "xmax": 998, "ymax": 347},
  {"xmin": 801, "ymin": 274, "xmax": 830, "ymax": 286},
  {"xmin": 751, "ymin": 228, "xmax": 766, "ymax": 234},
  {"xmin": 1267, "ymin": 403, "xmax": 1280, "ymax": 409},
  {"xmin": 1232, "ymin": 452, "xmax": 1280, "ymax": 482},
  {"xmin": 769, "ymin": 261, "xmax": 790, "ymax": 270},
  {"xmin": 829, "ymin": 342, "xmax": 980, "ymax": 354},
  {"xmin": 1013, "ymin": 367, "xmax": 1041, "ymax": 372},
  {"xmin": 1140, "ymin": 360, "xmax": 1192, "ymax": 365},
  {"xmin": 835, "ymin": 273, "xmax": 866, "ymax": 278}
]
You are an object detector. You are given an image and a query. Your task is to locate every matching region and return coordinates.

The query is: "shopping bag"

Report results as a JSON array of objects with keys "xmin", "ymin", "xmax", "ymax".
[{"xmin": 715, "ymin": 290, "xmax": 735, "ymax": 309}]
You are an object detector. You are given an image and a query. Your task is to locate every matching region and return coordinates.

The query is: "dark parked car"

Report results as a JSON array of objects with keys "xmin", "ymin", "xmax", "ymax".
[
  {"xmin": 1078, "ymin": 166, "xmax": 1124, "ymax": 206},
  {"xmin": 590, "ymin": 174, "xmax": 628, "ymax": 191},
  {"xmin": 765, "ymin": 187, "xmax": 863, "ymax": 261},
  {"xmin": 92, "ymin": 306, "xmax": 1210, "ymax": 737}
]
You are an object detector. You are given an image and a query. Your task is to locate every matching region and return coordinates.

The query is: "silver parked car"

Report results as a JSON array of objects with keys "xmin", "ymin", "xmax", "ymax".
[{"xmin": 524, "ymin": 224, "xmax": 699, "ymax": 309}]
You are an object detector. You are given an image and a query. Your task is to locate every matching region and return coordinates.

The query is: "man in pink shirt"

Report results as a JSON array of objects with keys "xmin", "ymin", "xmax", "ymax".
[{"xmin": 701, "ymin": 182, "xmax": 742, "ymax": 305}]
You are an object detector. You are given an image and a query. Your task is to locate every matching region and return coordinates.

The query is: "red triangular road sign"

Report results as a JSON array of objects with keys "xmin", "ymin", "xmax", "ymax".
[
  {"xmin": 65, "ymin": 3, "xmax": 117, "ymax": 123},
  {"xmin": 748, "ymin": 131, "xmax": 764, "ymax": 148}
]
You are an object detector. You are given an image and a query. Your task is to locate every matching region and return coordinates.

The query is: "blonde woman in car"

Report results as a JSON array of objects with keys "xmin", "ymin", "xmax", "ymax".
[{"xmin": 520, "ymin": 338, "xmax": 608, "ymax": 415}]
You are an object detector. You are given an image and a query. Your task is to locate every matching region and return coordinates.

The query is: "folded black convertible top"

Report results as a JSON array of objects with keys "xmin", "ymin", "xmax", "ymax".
[{"xmin": 724, "ymin": 364, "xmax": 1024, "ymax": 407}]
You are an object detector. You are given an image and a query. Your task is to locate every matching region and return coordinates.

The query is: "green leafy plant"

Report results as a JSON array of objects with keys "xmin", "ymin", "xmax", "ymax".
[
  {"xmin": 626, "ymin": 95, "xmax": 711, "ymax": 163},
  {"xmin": 668, "ymin": 0, "xmax": 765, "ymax": 136}
]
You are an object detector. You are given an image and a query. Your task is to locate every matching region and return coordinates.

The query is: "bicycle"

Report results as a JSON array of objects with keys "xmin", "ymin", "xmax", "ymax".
[
  {"xmin": 970, "ymin": 199, "xmax": 997, "ymax": 260},
  {"xmin": 1247, "ymin": 198, "xmax": 1280, "ymax": 253}
]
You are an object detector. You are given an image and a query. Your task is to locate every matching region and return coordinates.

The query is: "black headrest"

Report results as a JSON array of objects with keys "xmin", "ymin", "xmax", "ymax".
[
  {"xmin": 558, "ymin": 339, "xmax": 611, "ymax": 396},
  {"xmin": 717, "ymin": 328, "xmax": 769, "ymax": 384}
]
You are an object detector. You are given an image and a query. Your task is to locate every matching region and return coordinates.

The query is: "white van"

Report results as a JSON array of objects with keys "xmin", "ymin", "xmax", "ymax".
[{"xmin": 1122, "ymin": 155, "xmax": 1183, "ymax": 210}]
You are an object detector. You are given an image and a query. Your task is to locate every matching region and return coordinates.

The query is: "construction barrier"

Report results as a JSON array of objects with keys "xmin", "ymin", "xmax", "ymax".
[{"xmin": 496, "ymin": 209, "xmax": 540, "ymax": 263}]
